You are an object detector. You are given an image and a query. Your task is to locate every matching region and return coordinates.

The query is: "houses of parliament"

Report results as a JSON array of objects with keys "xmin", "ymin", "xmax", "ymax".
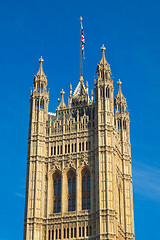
[{"xmin": 23, "ymin": 45, "xmax": 135, "ymax": 240}]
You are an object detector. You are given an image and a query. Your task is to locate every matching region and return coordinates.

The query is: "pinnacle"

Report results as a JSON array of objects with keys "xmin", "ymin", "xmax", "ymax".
[{"xmin": 36, "ymin": 56, "xmax": 46, "ymax": 77}]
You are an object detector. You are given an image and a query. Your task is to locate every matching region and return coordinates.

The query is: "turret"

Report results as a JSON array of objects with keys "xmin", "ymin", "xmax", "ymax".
[
  {"xmin": 24, "ymin": 57, "xmax": 49, "ymax": 240},
  {"xmin": 95, "ymin": 45, "xmax": 114, "ymax": 126},
  {"xmin": 114, "ymin": 79, "xmax": 129, "ymax": 134}
]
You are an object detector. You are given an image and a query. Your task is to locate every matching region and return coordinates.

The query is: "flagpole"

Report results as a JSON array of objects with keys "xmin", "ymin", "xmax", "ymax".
[{"xmin": 80, "ymin": 16, "xmax": 83, "ymax": 77}]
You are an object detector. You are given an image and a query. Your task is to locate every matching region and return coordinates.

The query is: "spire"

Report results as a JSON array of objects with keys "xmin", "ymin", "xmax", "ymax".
[
  {"xmin": 33, "ymin": 56, "xmax": 47, "ymax": 92},
  {"xmin": 115, "ymin": 79, "xmax": 127, "ymax": 113},
  {"xmin": 96, "ymin": 44, "xmax": 111, "ymax": 80},
  {"xmin": 99, "ymin": 44, "xmax": 108, "ymax": 66},
  {"xmin": 100, "ymin": 44, "xmax": 107, "ymax": 64},
  {"xmin": 117, "ymin": 79, "xmax": 122, "ymax": 93},
  {"xmin": 57, "ymin": 89, "xmax": 66, "ymax": 109},
  {"xmin": 116, "ymin": 79, "xmax": 125, "ymax": 100},
  {"xmin": 36, "ymin": 56, "xmax": 46, "ymax": 77}
]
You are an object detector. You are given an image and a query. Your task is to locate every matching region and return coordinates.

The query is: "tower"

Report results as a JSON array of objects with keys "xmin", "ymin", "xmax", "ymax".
[{"xmin": 24, "ymin": 47, "xmax": 135, "ymax": 240}]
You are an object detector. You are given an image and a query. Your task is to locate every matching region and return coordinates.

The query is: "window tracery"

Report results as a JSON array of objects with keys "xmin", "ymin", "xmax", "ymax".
[
  {"xmin": 67, "ymin": 170, "xmax": 76, "ymax": 211},
  {"xmin": 53, "ymin": 172, "xmax": 61, "ymax": 213},
  {"xmin": 82, "ymin": 169, "xmax": 91, "ymax": 210}
]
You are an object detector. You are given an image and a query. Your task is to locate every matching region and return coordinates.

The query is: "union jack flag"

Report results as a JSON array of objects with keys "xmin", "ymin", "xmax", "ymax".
[{"xmin": 81, "ymin": 23, "xmax": 85, "ymax": 59}]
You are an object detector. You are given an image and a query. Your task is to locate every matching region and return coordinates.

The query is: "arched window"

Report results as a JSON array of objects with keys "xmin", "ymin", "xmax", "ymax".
[
  {"xmin": 106, "ymin": 87, "xmax": 110, "ymax": 98},
  {"xmin": 82, "ymin": 169, "xmax": 91, "ymax": 210},
  {"xmin": 53, "ymin": 173, "xmax": 61, "ymax": 213},
  {"xmin": 68, "ymin": 170, "xmax": 76, "ymax": 211}
]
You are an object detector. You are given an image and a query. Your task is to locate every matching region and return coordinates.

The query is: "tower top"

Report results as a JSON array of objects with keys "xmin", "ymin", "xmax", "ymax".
[
  {"xmin": 99, "ymin": 44, "xmax": 108, "ymax": 66},
  {"xmin": 36, "ymin": 56, "xmax": 45, "ymax": 77},
  {"xmin": 115, "ymin": 79, "xmax": 126, "ymax": 103},
  {"xmin": 57, "ymin": 89, "xmax": 66, "ymax": 110},
  {"xmin": 96, "ymin": 44, "xmax": 111, "ymax": 76}
]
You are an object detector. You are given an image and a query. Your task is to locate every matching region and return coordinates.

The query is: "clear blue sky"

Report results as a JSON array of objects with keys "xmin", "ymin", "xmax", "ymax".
[{"xmin": 0, "ymin": 0, "xmax": 160, "ymax": 239}]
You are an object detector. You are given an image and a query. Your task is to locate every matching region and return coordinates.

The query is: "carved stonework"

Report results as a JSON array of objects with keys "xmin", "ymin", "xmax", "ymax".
[{"xmin": 24, "ymin": 46, "xmax": 135, "ymax": 240}]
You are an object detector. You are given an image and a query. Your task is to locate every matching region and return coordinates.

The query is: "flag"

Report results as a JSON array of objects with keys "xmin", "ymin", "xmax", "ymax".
[{"xmin": 81, "ymin": 23, "xmax": 85, "ymax": 59}]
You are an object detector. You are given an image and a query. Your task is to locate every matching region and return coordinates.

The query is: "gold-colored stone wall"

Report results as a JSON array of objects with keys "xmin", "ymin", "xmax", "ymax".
[{"xmin": 23, "ymin": 51, "xmax": 135, "ymax": 240}]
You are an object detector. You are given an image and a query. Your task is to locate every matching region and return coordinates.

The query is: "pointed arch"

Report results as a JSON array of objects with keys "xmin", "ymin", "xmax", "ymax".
[
  {"xmin": 67, "ymin": 169, "xmax": 76, "ymax": 211},
  {"xmin": 81, "ymin": 167, "xmax": 91, "ymax": 210},
  {"xmin": 53, "ymin": 171, "xmax": 61, "ymax": 213}
]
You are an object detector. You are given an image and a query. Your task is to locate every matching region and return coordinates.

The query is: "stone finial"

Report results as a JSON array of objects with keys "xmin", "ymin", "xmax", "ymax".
[
  {"xmin": 117, "ymin": 79, "xmax": 122, "ymax": 93},
  {"xmin": 117, "ymin": 79, "xmax": 122, "ymax": 87},
  {"xmin": 99, "ymin": 44, "xmax": 109, "ymax": 67},
  {"xmin": 61, "ymin": 89, "xmax": 65, "ymax": 96},
  {"xmin": 80, "ymin": 75, "xmax": 83, "ymax": 82},
  {"xmin": 36, "ymin": 56, "xmax": 45, "ymax": 76},
  {"xmin": 101, "ymin": 44, "xmax": 106, "ymax": 53},
  {"xmin": 58, "ymin": 89, "xmax": 66, "ymax": 109}
]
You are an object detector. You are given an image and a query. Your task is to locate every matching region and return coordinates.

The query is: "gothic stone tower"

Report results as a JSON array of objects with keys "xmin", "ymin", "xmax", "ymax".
[{"xmin": 24, "ymin": 46, "xmax": 135, "ymax": 240}]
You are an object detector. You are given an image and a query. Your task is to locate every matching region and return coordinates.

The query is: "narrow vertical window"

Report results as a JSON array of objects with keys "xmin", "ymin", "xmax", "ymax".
[
  {"xmin": 52, "ymin": 230, "xmax": 54, "ymax": 240},
  {"xmin": 82, "ymin": 169, "xmax": 91, "ymax": 210},
  {"xmin": 64, "ymin": 228, "xmax": 66, "ymax": 239},
  {"xmin": 60, "ymin": 145, "xmax": 62, "ymax": 154},
  {"xmin": 72, "ymin": 143, "xmax": 73, "ymax": 152},
  {"xmin": 51, "ymin": 147, "xmax": 53, "ymax": 156},
  {"xmin": 82, "ymin": 142, "xmax": 84, "ymax": 151},
  {"xmin": 68, "ymin": 171, "xmax": 76, "ymax": 211},
  {"xmin": 48, "ymin": 230, "xmax": 50, "ymax": 240},
  {"xmin": 54, "ymin": 146, "xmax": 56, "ymax": 155},
  {"xmin": 68, "ymin": 144, "xmax": 70, "ymax": 153},
  {"xmin": 74, "ymin": 227, "xmax": 76, "ymax": 238},
  {"xmin": 67, "ymin": 228, "xmax": 69, "ymax": 238},
  {"xmin": 59, "ymin": 229, "xmax": 61, "ymax": 239},
  {"xmin": 53, "ymin": 173, "xmax": 61, "ymax": 213},
  {"xmin": 71, "ymin": 228, "xmax": 73, "ymax": 238},
  {"xmin": 86, "ymin": 226, "xmax": 88, "ymax": 236},
  {"xmin": 86, "ymin": 141, "xmax": 88, "ymax": 150},
  {"xmin": 82, "ymin": 226, "xmax": 85, "ymax": 237},
  {"xmin": 56, "ymin": 229, "xmax": 58, "ymax": 239},
  {"xmin": 79, "ymin": 142, "xmax": 81, "ymax": 152},
  {"xmin": 65, "ymin": 144, "xmax": 67, "ymax": 153},
  {"xmin": 75, "ymin": 143, "xmax": 77, "ymax": 152},
  {"xmin": 106, "ymin": 87, "xmax": 110, "ymax": 98},
  {"xmin": 57, "ymin": 145, "xmax": 59, "ymax": 155},
  {"xmin": 79, "ymin": 227, "xmax": 81, "ymax": 237}
]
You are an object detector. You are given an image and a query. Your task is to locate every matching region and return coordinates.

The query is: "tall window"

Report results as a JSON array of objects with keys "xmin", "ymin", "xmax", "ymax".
[
  {"xmin": 82, "ymin": 169, "xmax": 91, "ymax": 210},
  {"xmin": 53, "ymin": 173, "xmax": 61, "ymax": 213},
  {"xmin": 68, "ymin": 170, "xmax": 76, "ymax": 211}
]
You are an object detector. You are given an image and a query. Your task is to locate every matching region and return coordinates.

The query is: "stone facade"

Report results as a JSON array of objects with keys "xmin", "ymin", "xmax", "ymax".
[{"xmin": 23, "ymin": 45, "xmax": 135, "ymax": 240}]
